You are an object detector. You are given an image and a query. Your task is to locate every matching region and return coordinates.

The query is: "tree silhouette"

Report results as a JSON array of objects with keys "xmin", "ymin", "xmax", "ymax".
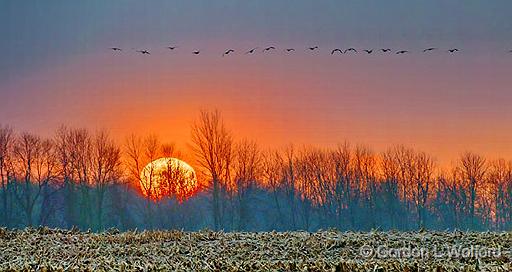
[
  {"xmin": 190, "ymin": 110, "xmax": 233, "ymax": 230},
  {"xmin": 1, "ymin": 117, "xmax": 512, "ymax": 232}
]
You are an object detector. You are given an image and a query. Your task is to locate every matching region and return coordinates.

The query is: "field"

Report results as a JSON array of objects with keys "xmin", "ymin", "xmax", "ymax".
[{"xmin": 0, "ymin": 228, "xmax": 511, "ymax": 271}]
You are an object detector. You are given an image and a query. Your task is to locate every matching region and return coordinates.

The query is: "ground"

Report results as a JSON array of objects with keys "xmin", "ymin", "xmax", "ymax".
[{"xmin": 0, "ymin": 228, "xmax": 510, "ymax": 271}]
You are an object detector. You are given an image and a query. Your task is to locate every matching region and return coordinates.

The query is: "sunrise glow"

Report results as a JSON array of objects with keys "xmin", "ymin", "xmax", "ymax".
[{"xmin": 139, "ymin": 157, "xmax": 198, "ymax": 201}]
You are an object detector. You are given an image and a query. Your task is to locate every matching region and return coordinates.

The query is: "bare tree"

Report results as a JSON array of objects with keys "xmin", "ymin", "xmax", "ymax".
[
  {"xmin": 12, "ymin": 133, "xmax": 57, "ymax": 226},
  {"xmin": 296, "ymin": 146, "xmax": 332, "ymax": 229},
  {"xmin": 381, "ymin": 147, "xmax": 401, "ymax": 229},
  {"xmin": 54, "ymin": 126, "xmax": 79, "ymax": 227},
  {"xmin": 4, "ymin": 120, "xmax": 512, "ymax": 231},
  {"xmin": 232, "ymin": 139, "xmax": 261, "ymax": 230},
  {"xmin": 261, "ymin": 150, "xmax": 286, "ymax": 229},
  {"xmin": 161, "ymin": 143, "xmax": 182, "ymax": 158},
  {"xmin": 125, "ymin": 134, "xmax": 161, "ymax": 228},
  {"xmin": 487, "ymin": 159, "xmax": 512, "ymax": 229},
  {"xmin": 160, "ymin": 143, "xmax": 197, "ymax": 201},
  {"xmin": 67, "ymin": 128, "xmax": 94, "ymax": 229},
  {"xmin": 0, "ymin": 125, "xmax": 14, "ymax": 226},
  {"xmin": 351, "ymin": 145, "xmax": 378, "ymax": 229},
  {"xmin": 331, "ymin": 143, "xmax": 352, "ymax": 229},
  {"xmin": 91, "ymin": 130, "xmax": 122, "ymax": 231},
  {"xmin": 281, "ymin": 145, "xmax": 298, "ymax": 229},
  {"xmin": 412, "ymin": 151, "xmax": 436, "ymax": 228},
  {"xmin": 458, "ymin": 152, "xmax": 488, "ymax": 229},
  {"xmin": 190, "ymin": 110, "xmax": 232, "ymax": 230},
  {"xmin": 388, "ymin": 145, "xmax": 417, "ymax": 228},
  {"xmin": 161, "ymin": 160, "xmax": 198, "ymax": 203}
]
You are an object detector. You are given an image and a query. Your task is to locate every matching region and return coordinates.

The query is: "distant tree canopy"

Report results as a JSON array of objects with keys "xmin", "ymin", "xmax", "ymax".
[{"xmin": 0, "ymin": 114, "xmax": 511, "ymax": 232}]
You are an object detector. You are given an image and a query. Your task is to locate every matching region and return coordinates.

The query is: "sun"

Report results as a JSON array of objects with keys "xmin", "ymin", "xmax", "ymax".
[{"xmin": 139, "ymin": 157, "xmax": 198, "ymax": 201}]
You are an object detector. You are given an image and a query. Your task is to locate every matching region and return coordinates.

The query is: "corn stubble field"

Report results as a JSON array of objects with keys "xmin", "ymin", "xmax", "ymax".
[{"xmin": 0, "ymin": 228, "xmax": 511, "ymax": 271}]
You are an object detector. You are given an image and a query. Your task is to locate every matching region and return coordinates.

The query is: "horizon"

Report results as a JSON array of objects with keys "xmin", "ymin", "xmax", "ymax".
[{"xmin": 1, "ymin": 119, "xmax": 510, "ymax": 172}]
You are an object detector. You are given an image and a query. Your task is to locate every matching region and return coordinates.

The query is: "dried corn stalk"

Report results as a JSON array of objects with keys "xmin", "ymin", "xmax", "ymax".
[{"xmin": 0, "ymin": 228, "xmax": 510, "ymax": 271}]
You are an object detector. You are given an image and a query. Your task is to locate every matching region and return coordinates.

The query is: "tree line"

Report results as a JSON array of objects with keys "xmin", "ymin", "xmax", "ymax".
[{"xmin": 0, "ymin": 111, "xmax": 511, "ymax": 231}]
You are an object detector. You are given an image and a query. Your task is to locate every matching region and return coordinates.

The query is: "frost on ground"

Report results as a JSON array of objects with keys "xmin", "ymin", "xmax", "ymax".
[{"xmin": 0, "ymin": 228, "xmax": 510, "ymax": 271}]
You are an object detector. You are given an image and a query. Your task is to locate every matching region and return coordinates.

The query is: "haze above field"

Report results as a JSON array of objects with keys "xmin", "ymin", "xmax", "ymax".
[{"xmin": 1, "ymin": 0, "xmax": 512, "ymax": 165}]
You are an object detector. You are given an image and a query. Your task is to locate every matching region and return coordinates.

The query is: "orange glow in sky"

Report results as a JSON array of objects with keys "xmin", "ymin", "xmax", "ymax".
[
  {"xmin": 2, "ymin": 1, "xmax": 512, "ymax": 169},
  {"xmin": 3, "ymin": 49, "xmax": 512, "ymax": 168},
  {"xmin": 139, "ymin": 157, "xmax": 198, "ymax": 201}
]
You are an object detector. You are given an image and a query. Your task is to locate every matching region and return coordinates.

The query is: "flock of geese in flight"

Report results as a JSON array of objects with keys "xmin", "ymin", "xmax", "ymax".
[{"xmin": 109, "ymin": 45, "xmax": 512, "ymax": 56}]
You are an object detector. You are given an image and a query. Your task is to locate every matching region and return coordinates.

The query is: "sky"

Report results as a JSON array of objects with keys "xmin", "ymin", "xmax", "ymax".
[{"xmin": 1, "ymin": 0, "xmax": 512, "ymax": 166}]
